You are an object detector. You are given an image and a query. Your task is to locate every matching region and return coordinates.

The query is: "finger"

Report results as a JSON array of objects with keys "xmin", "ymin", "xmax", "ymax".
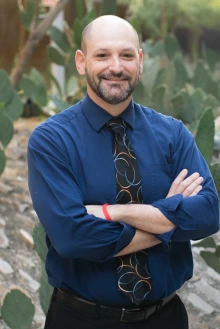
[
  {"xmin": 176, "ymin": 172, "xmax": 200, "ymax": 195},
  {"xmin": 167, "ymin": 169, "xmax": 188, "ymax": 196},
  {"xmin": 173, "ymin": 169, "xmax": 188, "ymax": 185},
  {"xmin": 182, "ymin": 176, "xmax": 204, "ymax": 197},
  {"xmin": 189, "ymin": 184, "xmax": 203, "ymax": 197}
]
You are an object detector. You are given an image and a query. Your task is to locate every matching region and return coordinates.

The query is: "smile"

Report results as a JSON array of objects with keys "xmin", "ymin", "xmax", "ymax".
[{"xmin": 102, "ymin": 78, "xmax": 127, "ymax": 82}]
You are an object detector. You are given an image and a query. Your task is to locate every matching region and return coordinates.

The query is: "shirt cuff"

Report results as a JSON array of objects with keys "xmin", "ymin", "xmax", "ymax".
[
  {"xmin": 115, "ymin": 223, "xmax": 136, "ymax": 254},
  {"xmin": 154, "ymin": 228, "xmax": 176, "ymax": 247},
  {"xmin": 152, "ymin": 194, "xmax": 183, "ymax": 246}
]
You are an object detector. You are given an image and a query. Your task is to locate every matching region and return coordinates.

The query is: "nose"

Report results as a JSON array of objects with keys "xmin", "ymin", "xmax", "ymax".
[{"xmin": 108, "ymin": 56, "xmax": 124, "ymax": 74}]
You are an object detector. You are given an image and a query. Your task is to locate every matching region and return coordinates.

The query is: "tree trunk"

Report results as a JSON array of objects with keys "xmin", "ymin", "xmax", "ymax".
[
  {"xmin": 0, "ymin": 0, "xmax": 21, "ymax": 72},
  {"xmin": 10, "ymin": 0, "xmax": 72, "ymax": 89}
]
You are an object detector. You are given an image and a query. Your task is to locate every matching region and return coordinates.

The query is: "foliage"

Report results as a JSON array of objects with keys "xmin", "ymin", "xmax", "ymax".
[
  {"xmin": 195, "ymin": 108, "xmax": 215, "ymax": 164},
  {"xmin": 128, "ymin": 0, "xmax": 220, "ymax": 39},
  {"xmin": 0, "ymin": 70, "xmax": 23, "ymax": 175},
  {"xmin": 33, "ymin": 223, "xmax": 53, "ymax": 315},
  {"xmin": 0, "ymin": 287, "xmax": 35, "ymax": 329},
  {"xmin": 0, "ymin": 223, "xmax": 52, "ymax": 329},
  {"xmin": 192, "ymin": 108, "xmax": 220, "ymax": 275},
  {"xmin": 193, "ymin": 237, "xmax": 220, "ymax": 275},
  {"xmin": 195, "ymin": 108, "xmax": 220, "ymax": 194},
  {"xmin": 133, "ymin": 35, "xmax": 220, "ymax": 131}
]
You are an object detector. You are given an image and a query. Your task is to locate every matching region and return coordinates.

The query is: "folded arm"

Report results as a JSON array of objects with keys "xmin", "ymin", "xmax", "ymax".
[
  {"xmin": 87, "ymin": 122, "xmax": 219, "ymax": 246},
  {"xmin": 86, "ymin": 169, "xmax": 204, "ymax": 255}
]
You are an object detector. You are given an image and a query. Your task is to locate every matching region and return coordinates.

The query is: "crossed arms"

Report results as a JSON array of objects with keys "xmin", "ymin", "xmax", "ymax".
[{"xmin": 86, "ymin": 169, "xmax": 204, "ymax": 256}]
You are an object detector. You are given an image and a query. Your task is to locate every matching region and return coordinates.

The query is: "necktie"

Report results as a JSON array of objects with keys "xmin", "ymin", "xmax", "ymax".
[{"xmin": 106, "ymin": 118, "xmax": 152, "ymax": 305}]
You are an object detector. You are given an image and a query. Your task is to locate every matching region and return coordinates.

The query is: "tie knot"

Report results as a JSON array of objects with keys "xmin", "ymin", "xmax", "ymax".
[{"xmin": 106, "ymin": 118, "xmax": 126, "ymax": 135}]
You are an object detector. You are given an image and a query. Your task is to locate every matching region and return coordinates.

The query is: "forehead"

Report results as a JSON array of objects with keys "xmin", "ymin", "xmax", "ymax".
[{"xmin": 85, "ymin": 23, "xmax": 139, "ymax": 54}]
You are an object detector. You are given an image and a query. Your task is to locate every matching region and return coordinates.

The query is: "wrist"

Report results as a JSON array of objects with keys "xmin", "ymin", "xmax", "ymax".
[
  {"xmin": 102, "ymin": 203, "xmax": 112, "ymax": 220},
  {"xmin": 107, "ymin": 204, "xmax": 126, "ymax": 222}
]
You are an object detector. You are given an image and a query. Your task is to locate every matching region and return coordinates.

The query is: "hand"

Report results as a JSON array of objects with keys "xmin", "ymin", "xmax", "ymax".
[
  {"xmin": 85, "ymin": 205, "xmax": 105, "ymax": 218},
  {"xmin": 166, "ymin": 169, "xmax": 203, "ymax": 198}
]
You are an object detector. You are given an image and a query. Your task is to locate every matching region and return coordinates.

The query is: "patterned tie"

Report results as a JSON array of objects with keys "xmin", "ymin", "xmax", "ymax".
[{"xmin": 106, "ymin": 118, "xmax": 152, "ymax": 305}]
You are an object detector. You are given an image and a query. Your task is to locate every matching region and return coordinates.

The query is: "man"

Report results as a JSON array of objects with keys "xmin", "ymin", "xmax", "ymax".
[{"xmin": 28, "ymin": 15, "xmax": 219, "ymax": 329}]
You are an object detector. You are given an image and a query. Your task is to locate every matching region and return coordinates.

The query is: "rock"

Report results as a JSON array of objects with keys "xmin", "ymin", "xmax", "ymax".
[
  {"xmin": 0, "ymin": 228, "xmax": 9, "ymax": 248},
  {"xmin": 18, "ymin": 203, "xmax": 29, "ymax": 213},
  {"xmin": 0, "ymin": 218, "xmax": 6, "ymax": 227},
  {"xmin": 16, "ymin": 213, "xmax": 34, "ymax": 225},
  {"xmin": 191, "ymin": 247, "xmax": 201, "ymax": 255},
  {"xmin": 19, "ymin": 229, "xmax": 34, "ymax": 247},
  {"xmin": 17, "ymin": 254, "xmax": 35, "ymax": 268},
  {"xmin": 190, "ymin": 274, "xmax": 201, "ymax": 282},
  {"xmin": 0, "ymin": 182, "xmax": 14, "ymax": 193},
  {"xmin": 187, "ymin": 293, "xmax": 214, "ymax": 314},
  {"xmin": 12, "ymin": 193, "xmax": 32, "ymax": 204},
  {"xmin": 17, "ymin": 176, "xmax": 24, "ymax": 182},
  {"xmin": 30, "ymin": 210, "xmax": 38, "ymax": 218},
  {"xmin": 34, "ymin": 304, "xmax": 46, "ymax": 326},
  {"xmin": 0, "ymin": 258, "xmax": 14, "ymax": 274},
  {"xmin": 206, "ymin": 267, "xmax": 220, "ymax": 283},
  {"xmin": 195, "ymin": 280, "xmax": 220, "ymax": 306},
  {"xmin": 19, "ymin": 269, "xmax": 40, "ymax": 292},
  {"xmin": 188, "ymin": 314, "xmax": 209, "ymax": 329}
]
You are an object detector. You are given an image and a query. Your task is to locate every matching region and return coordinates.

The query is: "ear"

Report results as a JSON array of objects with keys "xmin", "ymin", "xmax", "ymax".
[
  {"xmin": 75, "ymin": 50, "xmax": 86, "ymax": 76},
  {"xmin": 139, "ymin": 49, "xmax": 143, "ymax": 74}
]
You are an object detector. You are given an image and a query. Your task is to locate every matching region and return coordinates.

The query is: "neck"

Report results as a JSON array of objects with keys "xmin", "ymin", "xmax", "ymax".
[{"xmin": 87, "ymin": 87, "xmax": 132, "ymax": 117}]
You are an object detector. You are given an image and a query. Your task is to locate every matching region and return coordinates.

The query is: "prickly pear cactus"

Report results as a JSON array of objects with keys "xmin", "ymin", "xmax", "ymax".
[
  {"xmin": 32, "ymin": 222, "xmax": 47, "ymax": 262},
  {"xmin": 164, "ymin": 35, "xmax": 179, "ymax": 61},
  {"xmin": 195, "ymin": 108, "xmax": 215, "ymax": 165},
  {"xmin": 0, "ymin": 70, "xmax": 23, "ymax": 121},
  {"xmin": 193, "ymin": 237, "xmax": 220, "ymax": 274},
  {"xmin": 210, "ymin": 163, "xmax": 220, "ymax": 196},
  {"xmin": 32, "ymin": 223, "xmax": 53, "ymax": 314},
  {"xmin": 39, "ymin": 262, "xmax": 53, "ymax": 315},
  {"xmin": 0, "ymin": 149, "xmax": 6, "ymax": 176},
  {"xmin": 0, "ymin": 70, "xmax": 24, "ymax": 176},
  {"xmin": 0, "ymin": 286, "xmax": 35, "ymax": 329}
]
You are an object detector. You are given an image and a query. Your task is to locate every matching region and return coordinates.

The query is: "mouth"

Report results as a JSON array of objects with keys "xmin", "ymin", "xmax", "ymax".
[
  {"xmin": 102, "ymin": 78, "xmax": 127, "ymax": 82},
  {"xmin": 99, "ymin": 74, "xmax": 130, "ymax": 82}
]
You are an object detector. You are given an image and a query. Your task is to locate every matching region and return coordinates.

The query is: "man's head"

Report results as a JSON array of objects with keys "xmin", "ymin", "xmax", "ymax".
[{"xmin": 75, "ymin": 15, "xmax": 143, "ymax": 107}]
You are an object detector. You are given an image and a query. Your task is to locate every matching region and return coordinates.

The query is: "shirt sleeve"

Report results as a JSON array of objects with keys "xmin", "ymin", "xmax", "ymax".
[
  {"xmin": 153, "ymin": 119, "xmax": 219, "ymax": 244},
  {"xmin": 27, "ymin": 126, "xmax": 136, "ymax": 262}
]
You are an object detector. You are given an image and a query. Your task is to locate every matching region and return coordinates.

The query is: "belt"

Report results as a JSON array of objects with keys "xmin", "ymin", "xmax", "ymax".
[{"xmin": 55, "ymin": 288, "xmax": 176, "ymax": 323}]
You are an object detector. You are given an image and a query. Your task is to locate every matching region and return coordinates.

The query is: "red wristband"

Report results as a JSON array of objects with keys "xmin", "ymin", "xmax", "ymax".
[{"xmin": 102, "ymin": 203, "xmax": 112, "ymax": 221}]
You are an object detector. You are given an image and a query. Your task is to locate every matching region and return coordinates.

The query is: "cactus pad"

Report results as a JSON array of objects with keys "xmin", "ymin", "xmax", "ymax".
[
  {"xmin": 1, "ymin": 286, "xmax": 35, "ymax": 329},
  {"xmin": 39, "ymin": 262, "xmax": 53, "ymax": 315},
  {"xmin": 0, "ymin": 112, "xmax": 14, "ymax": 148},
  {"xmin": 32, "ymin": 223, "xmax": 47, "ymax": 262},
  {"xmin": 0, "ymin": 149, "xmax": 6, "ymax": 176},
  {"xmin": 195, "ymin": 108, "xmax": 214, "ymax": 164}
]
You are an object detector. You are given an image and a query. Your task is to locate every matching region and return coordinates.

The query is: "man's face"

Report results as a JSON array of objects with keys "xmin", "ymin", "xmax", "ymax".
[{"xmin": 77, "ymin": 22, "xmax": 143, "ymax": 105}]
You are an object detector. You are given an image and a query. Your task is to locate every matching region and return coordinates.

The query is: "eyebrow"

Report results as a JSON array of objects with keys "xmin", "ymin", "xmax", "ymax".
[{"xmin": 94, "ymin": 47, "xmax": 136, "ymax": 54}]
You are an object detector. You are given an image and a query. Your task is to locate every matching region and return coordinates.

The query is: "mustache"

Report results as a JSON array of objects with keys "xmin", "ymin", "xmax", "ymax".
[{"xmin": 98, "ymin": 73, "xmax": 131, "ymax": 80}]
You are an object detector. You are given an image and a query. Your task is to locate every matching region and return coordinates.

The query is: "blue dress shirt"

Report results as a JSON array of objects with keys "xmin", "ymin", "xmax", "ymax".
[{"xmin": 28, "ymin": 94, "xmax": 219, "ymax": 307}]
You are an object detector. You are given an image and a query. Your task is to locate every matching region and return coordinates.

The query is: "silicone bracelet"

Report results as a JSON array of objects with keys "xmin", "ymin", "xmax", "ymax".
[{"xmin": 102, "ymin": 203, "xmax": 112, "ymax": 221}]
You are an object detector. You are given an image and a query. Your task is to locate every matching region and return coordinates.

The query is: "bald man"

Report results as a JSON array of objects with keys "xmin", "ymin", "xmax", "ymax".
[{"xmin": 28, "ymin": 15, "xmax": 219, "ymax": 329}]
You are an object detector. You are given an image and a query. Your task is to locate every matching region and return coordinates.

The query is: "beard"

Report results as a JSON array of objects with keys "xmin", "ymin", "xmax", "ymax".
[{"xmin": 85, "ymin": 67, "xmax": 141, "ymax": 105}]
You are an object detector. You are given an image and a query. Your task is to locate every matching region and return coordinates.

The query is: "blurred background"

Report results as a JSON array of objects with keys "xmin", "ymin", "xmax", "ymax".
[{"xmin": 0, "ymin": 1, "xmax": 220, "ymax": 329}]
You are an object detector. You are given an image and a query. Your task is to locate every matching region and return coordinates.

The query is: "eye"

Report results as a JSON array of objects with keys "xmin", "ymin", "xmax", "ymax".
[
  {"xmin": 96, "ymin": 53, "xmax": 108, "ymax": 58},
  {"xmin": 123, "ymin": 53, "xmax": 134, "ymax": 59}
]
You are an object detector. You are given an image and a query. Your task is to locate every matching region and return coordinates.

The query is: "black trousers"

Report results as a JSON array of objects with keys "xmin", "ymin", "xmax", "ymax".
[{"xmin": 44, "ymin": 291, "xmax": 189, "ymax": 329}]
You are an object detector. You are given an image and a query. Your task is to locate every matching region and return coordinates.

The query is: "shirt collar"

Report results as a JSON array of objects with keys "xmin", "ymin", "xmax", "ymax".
[{"xmin": 81, "ymin": 94, "xmax": 135, "ymax": 132}]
